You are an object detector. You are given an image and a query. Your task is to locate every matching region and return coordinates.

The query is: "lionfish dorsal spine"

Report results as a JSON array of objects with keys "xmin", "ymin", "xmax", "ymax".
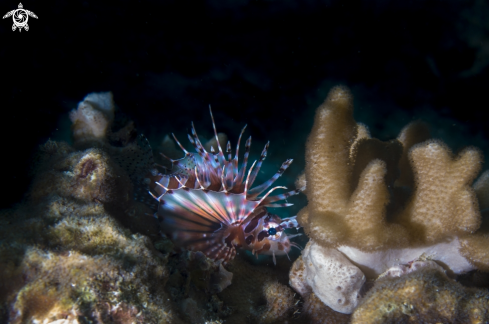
[
  {"xmin": 226, "ymin": 141, "xmax": 232, "ymax": 161},
  {"xmin": 257, "ymin": 186, "xmax": 288, "ymax": 205},
  {"xmin": 194, "ymin": 167, "xmax": 206, "ymax": 189},
  {"xmin": 243, "ymin": 160, "xmax": 257, "ymax": 197},
  {"xmin": 263, "ymin": 186, "xmax": 304, "ymax": 207},
  {"xmin": 233, "ymin": 135, "xmax": 252, "ymax": 190},
  {"xmin": 190, "ymin": 122, "xmax": 212, "ymax": 162},
  {"xmin": 232, "ymin": 125, "xmax": 247, "ymax": 177},
  {"xmin": 248, "ymin": 158, "xmax": 293, "ymax": 198},
  {"xmin": 223, "ymin": 163, "xmax": 235, "ymax": 191},
  {"xmin": 172, "ymin": 133, "xmax": 189, "ymax": 155},
  {"xmin": 208, "ymin": 106, "xmax": 226, "ymax": 165},
  {"xmin": 249, "ymin": 141, "xmax": 270, "ymax": 186}
]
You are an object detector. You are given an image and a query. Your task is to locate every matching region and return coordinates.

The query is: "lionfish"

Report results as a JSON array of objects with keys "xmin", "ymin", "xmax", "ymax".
[{"xmin": 149, "ymin": 108, "xmax": 303, "ymax": 264}]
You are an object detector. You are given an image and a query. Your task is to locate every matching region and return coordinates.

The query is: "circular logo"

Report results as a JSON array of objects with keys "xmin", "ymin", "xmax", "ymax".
[{"xmin": 13, "ymin": 9, "xmax": 28, "ymax": 27}]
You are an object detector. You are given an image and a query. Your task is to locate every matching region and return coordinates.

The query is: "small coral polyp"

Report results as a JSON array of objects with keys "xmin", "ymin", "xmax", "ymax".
[
  {"xmin": 290, "ymin": 85, "xmax": 489, "ymax": 315},
  {"xmin": 150, "ymin": 108, "xmax": 303, "ymax": 264}
]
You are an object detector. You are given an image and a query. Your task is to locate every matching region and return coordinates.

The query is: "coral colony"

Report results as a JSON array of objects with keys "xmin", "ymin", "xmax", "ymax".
[
  {"xmin": 290, "ymin": 86, "xmax": 489, "ymax": 322},
  {"xmin": 1, "ymin": 87, "xmax": 489, "ymax": 323}
]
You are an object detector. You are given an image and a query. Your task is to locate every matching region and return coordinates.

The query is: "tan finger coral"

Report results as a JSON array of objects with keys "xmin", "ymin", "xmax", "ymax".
[
  {"xmin": 291, "ymin": 85, "xmax": 489, "ymax": 315},
  {"xmin": 298, "ymin": 85, "xmax": 486, "ymax": 266}
]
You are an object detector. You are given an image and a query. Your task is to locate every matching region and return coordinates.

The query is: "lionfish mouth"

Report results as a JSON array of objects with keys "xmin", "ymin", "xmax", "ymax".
[{"xmin": 149, "ymin": 106, "xmax": 304, "ymax": 264}]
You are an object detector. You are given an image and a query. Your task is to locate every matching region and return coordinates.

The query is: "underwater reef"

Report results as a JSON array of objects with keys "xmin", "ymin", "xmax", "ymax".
[
  {"xmin": 1, "ymin": 89, "xmax": 489, "ymax": 323},
  {"xmin": 0, "ymin": 92, "xmax": 300, "ymax": 324}
]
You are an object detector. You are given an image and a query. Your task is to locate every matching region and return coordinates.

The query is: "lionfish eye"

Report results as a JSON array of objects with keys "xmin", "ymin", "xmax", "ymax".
[{"xmin": 268, "ymin": 227, "xmax": 277, "ymax": 235}]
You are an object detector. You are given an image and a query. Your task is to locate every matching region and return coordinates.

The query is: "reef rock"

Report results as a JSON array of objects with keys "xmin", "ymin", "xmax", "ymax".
[{"xmin": 352, "ymin": 262, "xmax": 489, "ymax": 323}]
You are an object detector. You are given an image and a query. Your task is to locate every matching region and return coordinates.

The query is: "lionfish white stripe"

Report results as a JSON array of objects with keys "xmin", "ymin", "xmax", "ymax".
[
  {"xmin": 194, "ymin": 167, "xmax": 205, "ymax": 189},
  {"xmin": 155, "ymin": 181, "xmax": 169, "ymax": 191},
  {"xmin": 149, "ymin": 191, "xmax": 158, "ymax": 200},
  {"xmin": 244, "ymin": 160, "xmax": 257, "ymax": 196},
  {"xmin": 172, "ymin": 133, "xmax": 189, "ymax": 155},
  {"xmin": 174, "ymin": 176, "xmax": 186, "ymax": 188},
  {"xmin": 257, "ymin": 186, "xmax": 288, "ymax": 205},
  {"xmin": 209, "ymin": 106, "xmax": 225, "ymax": 164},
  {"xmin": 221, "ymin": 165, "xmax": 228, "ymax": 192}
]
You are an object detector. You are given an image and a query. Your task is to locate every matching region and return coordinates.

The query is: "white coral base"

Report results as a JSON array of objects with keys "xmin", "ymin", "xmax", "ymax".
[
  {"xmin": 290, "ymin": 237, "xmax": 476, "ymax": 314},
  {"xmin": 337, "ymin": 237, "xmax": 475, "ymax": 279}
]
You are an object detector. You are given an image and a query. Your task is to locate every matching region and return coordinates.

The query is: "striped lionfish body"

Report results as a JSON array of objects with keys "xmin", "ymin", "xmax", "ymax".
[{"xmin": 150, "ymin": 108, "xmax": 303, "ymax": 264}]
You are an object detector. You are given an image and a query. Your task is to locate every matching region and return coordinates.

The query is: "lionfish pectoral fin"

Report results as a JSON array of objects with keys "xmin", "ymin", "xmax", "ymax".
[
  {"xmin": 213, "ymin": 222, "xmax": 225, "ymax": 233},
  {"xmin": 159, "ymin": 209, "xmax": 232, "ymax": 261},
  {"xmin": 158, "ymin": 188, "xmax": 259, "ymax": 262}
]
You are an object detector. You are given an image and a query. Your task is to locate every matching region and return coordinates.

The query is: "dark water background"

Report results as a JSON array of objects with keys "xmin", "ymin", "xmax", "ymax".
[{"xmin": 2, "ymin": 0, "xmax": 489, "ymax": 210}]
